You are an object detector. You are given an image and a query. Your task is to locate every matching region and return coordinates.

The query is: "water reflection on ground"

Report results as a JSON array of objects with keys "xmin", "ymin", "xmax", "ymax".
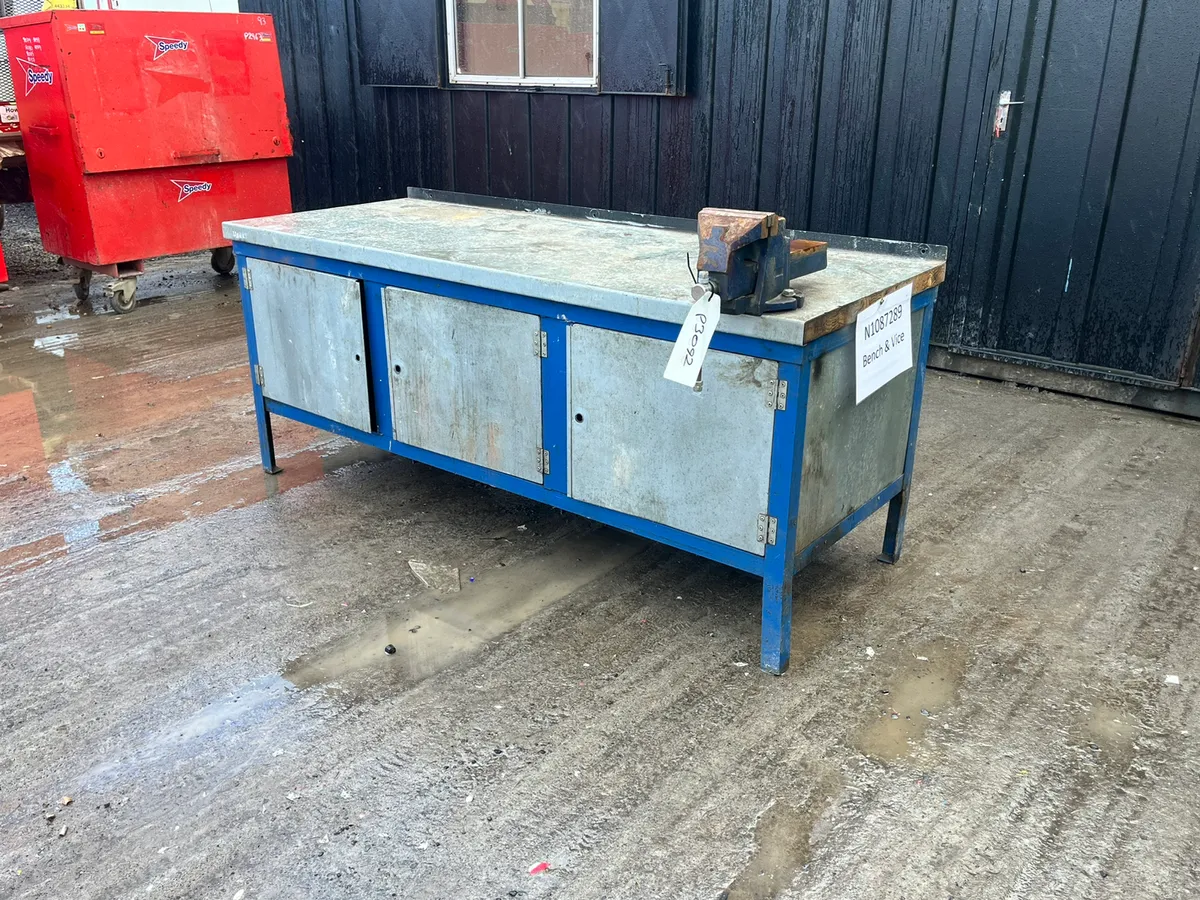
[{"xmin": 0, "ymin": 275, "xmax": 380, "ymax": 578}]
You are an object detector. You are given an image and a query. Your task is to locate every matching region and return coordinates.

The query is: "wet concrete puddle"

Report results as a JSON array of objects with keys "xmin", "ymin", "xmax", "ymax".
[
  {"xmin": 84, "ymin": 674, "xmax": 298, "ymax": 790},
  {"xmin": 85, "ymin": 527, "xmax": 647, "ymax": 788},
  {"xmin": 854, "ymin": 642, "xmax": 969, "ymax": 761},
  {"xmin": 1077, "ymin": 701, "xmax": 1139, "ymax": 771},
  {"xmin": 1, "ymin": 288, "xmax": 367, "ymax": 576},
  {"xmin": 284, "ymin": 527, "xmax": 647, "ymax": 689},
  {"xmin": 722, "ymin": 772, "xmax": 843, "ymax": 900},
  {"xmin": 3, "ymin": 277, "xmax": 661, "ymax": 803}
]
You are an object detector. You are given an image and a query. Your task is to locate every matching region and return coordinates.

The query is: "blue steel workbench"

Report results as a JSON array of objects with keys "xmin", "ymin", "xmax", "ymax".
[{"xmin": 224, "ymin": 191, "xmax": 947, "ymax": 674}]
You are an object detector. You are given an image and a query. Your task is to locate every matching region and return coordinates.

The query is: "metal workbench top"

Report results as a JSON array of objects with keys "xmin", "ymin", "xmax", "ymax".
[{"xmin": 225, "ymin": 197, "xmax": 946, "ymax": 346}]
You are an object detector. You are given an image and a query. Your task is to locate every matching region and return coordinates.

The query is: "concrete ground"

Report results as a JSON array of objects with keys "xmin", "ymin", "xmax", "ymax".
[{"xmin": 2, "ymin": 204, "xmax": 1199, "ymax": 899}]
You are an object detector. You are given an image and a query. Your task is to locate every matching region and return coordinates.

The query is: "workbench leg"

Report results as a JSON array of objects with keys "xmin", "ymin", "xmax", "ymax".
[
  {"xmin": 254, "ymin": 394, "xmax": 282, "ymax": 475},
  {"xmin": 879, "ymin": 292, "xmax": 935, "ymax": 566},
  {"xmin": 760, "ymin": 572, "xmax": 793, "ymax": 675},
  {"xmin": 236, "ymin": 243, "xmax": 280, "ymax": 475},
  {"xmin": 760, "ymin": 359, "xmax": 808, "ymax": 676},
  {"xmin": 878, "ymin": 489, "xmax": 908, "ymax": 564}
]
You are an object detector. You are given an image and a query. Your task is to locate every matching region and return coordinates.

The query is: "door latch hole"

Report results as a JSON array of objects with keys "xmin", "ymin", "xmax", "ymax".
[{"xmin": 574, "ymin": 413, "xmax": 584, "ymax": 423}]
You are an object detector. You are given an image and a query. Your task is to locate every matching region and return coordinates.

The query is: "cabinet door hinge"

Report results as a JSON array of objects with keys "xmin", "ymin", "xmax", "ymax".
[
  {"xmin": 254, "ymin": 364, "xmax": 265, "ymax": 387},
  {"xmin": 534, "ymin": 330, "xmax": 548, "ymax": 358},
  {"xmin": 536, "ymin": 447, "xmax": 550, "ymax": 475},
  {"xmin": 756, "ymin": 514, "xmax": 778, "ymax": 545},
  {"xmin": 765, "ymin": 379, "xmax": 787, "ymax": 410},
  {"xmin": 242, "ymin": 267, "xmax": 252, "ymax": 290}
]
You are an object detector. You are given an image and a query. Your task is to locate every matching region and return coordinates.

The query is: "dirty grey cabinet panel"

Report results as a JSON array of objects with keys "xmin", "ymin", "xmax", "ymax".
[
  {"xmin": 246, "ymin": 258, "xmax": 372, "ymax": 433},
  {"xmin": 795, "ymin": 306, "xmax": 924, "ymax": 551},
  {"xmin": 568, "ymin": 325, "xmax": 777, "ymax": 554},
  {"xmin": 383, "ymin": 288, "xmax": 544, "ymax": 483}
]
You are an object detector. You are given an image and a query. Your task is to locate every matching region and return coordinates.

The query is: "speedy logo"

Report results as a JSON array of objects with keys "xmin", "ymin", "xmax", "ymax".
[
  {"xmin": 145, "ymin": 35, "xmax": 189, "ymax": 60},
  {"xmin": 171, "ymin": 179, "xmax": 211, "ymax": 202},
  {"xmin": 15, "ymin": 58, "xmax": 53, "ymax": 96}
]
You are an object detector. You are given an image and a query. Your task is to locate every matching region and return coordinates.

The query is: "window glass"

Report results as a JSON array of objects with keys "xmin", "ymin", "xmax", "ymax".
[
  {"xmin": 455, "ymin": 0, "xmax": 519, "ymax": 76},
  {"xmin": 523, "ymin": 0, "xmax": 593, "ymax": 78}
]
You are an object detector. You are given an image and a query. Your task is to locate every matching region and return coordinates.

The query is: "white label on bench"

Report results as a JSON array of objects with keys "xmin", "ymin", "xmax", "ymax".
[
  {"xmin": 856, "ymin": 282, "xmax": 913, "ymax": 404},
  {"xmin": 663, "ymin": 290, "xmax": 722, "ymax": 387}
]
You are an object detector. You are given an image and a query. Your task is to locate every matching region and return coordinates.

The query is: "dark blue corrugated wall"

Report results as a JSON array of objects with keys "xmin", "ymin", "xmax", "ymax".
[{"xmin": 246, "ymin": 0, "xmax": 1200, "ymax": 390}]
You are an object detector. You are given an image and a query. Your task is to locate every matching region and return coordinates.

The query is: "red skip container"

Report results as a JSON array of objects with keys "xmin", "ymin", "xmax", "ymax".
[{"xmin": 3, "ymin": 9, "xmax": 292, "ymax": 310}]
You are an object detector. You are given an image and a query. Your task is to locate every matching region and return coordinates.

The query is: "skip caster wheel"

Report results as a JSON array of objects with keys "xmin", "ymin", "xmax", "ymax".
[
  {"xmin": 211, "ymin": 246, "xmax": 235, "ymax": 275},
  {"xmin": 74, "ymin": 268, "xmax": 92, "ymax": 302},
  {"xmin": 108, "ymin": 277, "xmax": 138, "ymax": 314}
]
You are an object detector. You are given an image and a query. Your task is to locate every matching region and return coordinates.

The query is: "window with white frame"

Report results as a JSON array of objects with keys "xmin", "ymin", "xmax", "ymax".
[{"xmin": 447, "ymin": 0, "xmax": 598, "ymax": 88}]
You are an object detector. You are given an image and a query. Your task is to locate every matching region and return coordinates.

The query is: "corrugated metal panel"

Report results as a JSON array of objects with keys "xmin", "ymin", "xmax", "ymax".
[
  {"xmin": 245, "ymin": 0, "xmax": 1200, "ymax": 395},
  {"xmin": 943, "ymin": 0, "xmax": 1200, "ymax": 386}
]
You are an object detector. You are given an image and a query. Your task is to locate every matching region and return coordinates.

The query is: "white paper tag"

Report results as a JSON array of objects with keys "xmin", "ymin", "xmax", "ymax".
[
  {"xmin": 664, "ymin": 290, "xmax": 721, "ymax": 387},
  {"xmin": 855, "ymin": 282, "xmax": 913, "ymax": 404}
]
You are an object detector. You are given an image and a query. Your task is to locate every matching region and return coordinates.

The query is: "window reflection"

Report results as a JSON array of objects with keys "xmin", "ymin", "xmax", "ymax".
[
  {"xmin": 524, "ymin": 0, "xmax": 593, "ymax": 78},
  {"xmin": 455, "ymin": 0, "xmax": 519, "ymax": 76}
]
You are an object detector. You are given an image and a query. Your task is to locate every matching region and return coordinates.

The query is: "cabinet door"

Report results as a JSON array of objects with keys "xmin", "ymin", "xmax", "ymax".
[
  {"xmin": 247, "ymin": 258, "xmax": 372, "ymax": 433},
  {"xmin": 383, "ymin": 288, "xmax": 544, "ymax": 483},
  {"xmin": 569, "ymin": 326, "xmax": 778, "ymax": 555}
]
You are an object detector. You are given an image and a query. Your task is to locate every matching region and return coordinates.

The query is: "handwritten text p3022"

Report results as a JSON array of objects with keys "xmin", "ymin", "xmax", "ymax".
[{"xmin": 664, "ymin": 290, "xmax": 722, "ymax": 387}]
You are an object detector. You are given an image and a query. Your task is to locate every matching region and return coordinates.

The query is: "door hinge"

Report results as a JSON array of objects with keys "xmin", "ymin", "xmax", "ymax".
[
  {"xmin": 765, "ymin": 379, "xmax": 788, "ymax": 410},
  {"xmin": 254, "ymin": 364, "xmax": 265, "ymax": 387},
  {"xmin": 242, "ymin": 267, "xmax": 252, "ymax": 290},
  {"xmin": 756, "ymin": 514, "xmax": 778, "ymax": 546},
  {"xmin": 534, "ymin": 330, "xmax": 548, "ymax": 358},
  {"xmin": 536, "ymin": 447, "xmax": 550, "ymax": 475}
]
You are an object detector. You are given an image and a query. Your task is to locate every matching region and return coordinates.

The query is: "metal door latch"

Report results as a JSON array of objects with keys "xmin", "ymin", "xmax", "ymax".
[
  {"xmin": 994, "ymin": 90, "xmax": 1024, "ymax": 137},
  {"xmin": 756, "ymin": 514, "xmax": 778, "ymax": 545},
  {"xmin": 764, "ymin": 379, "xmax": 788, "ymax": 410}
]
